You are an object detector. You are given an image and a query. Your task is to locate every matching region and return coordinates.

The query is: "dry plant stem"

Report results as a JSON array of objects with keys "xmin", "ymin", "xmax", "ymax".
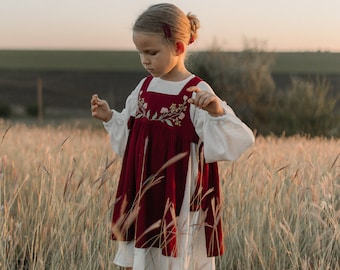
[{"xmin": 0, "ymin": 121, "xmax": 339, "ymax": 269}]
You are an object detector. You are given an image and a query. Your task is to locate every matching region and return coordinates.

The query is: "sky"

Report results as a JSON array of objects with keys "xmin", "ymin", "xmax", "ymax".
[{"xmin": 1, "ymin": 0, "xmax": 340, "ymax": 52}]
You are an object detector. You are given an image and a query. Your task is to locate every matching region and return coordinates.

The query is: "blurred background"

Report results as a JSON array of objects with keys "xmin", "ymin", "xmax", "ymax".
[{"xmin": 0, "ymin": 0, "xmax": 339, "ymax": 136}]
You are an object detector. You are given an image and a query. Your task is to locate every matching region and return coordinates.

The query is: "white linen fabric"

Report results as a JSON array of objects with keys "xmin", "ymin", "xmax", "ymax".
[{"xmin": 103, "ymin": 75, "xmax": 255, "ymax": 270}]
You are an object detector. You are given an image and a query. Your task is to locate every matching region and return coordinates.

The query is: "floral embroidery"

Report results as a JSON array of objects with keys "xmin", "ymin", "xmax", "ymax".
[{"xmin": 136, "ymin": 91, "xmax": 188, "ymax": 127}]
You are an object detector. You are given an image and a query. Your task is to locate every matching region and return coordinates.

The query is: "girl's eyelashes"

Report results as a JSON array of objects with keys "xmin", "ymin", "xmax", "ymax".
[{"xmin": 138, "ymin": 50, "xmax": 158, "ymax": 56}]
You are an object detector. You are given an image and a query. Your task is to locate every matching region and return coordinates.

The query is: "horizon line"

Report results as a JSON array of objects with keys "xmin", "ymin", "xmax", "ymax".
[{"xmin": 1, "ymin": 48, "xmax": 339, "ymax": 53}]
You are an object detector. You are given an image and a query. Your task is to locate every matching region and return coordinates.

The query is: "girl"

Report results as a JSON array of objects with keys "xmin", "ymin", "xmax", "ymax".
[{"xmin": 91, "ymin": 3, "xmax": 254, "ymax": 270}]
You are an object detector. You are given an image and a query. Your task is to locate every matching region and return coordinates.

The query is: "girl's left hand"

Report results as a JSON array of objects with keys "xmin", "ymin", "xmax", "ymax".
[{"xmin": 187, "ymin": 86, "xmax": 225, "ymax": 116}]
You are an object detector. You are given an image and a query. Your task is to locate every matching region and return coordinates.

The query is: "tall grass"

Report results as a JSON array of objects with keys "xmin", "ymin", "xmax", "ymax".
[
  {"xmin": 218, "ymin": 136, "xmax": 340, "ymax": 269},
  {"xmin": 0, "ymin": 122, "xmax": 339, "ymax": 269},
  {"xmin": 0, "ymin": 122, "xmax": 119, "ymax": 269}
]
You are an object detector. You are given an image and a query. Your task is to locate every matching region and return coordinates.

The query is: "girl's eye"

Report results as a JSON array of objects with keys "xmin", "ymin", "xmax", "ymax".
[{"xmin": 137, "ymin": 51, "xmax": 157, "ymax": 56}]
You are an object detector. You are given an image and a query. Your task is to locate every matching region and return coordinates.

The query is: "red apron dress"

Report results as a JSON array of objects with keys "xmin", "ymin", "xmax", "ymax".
[{"xmin": 111, "ymin": 76, "xmax": 224, "ymax": 257}]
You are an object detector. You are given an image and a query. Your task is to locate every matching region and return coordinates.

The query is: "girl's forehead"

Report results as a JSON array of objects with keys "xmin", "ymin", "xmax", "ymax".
[{"xmin": 133, "ymin": 31, "xmax": 164, "ymax": 47}]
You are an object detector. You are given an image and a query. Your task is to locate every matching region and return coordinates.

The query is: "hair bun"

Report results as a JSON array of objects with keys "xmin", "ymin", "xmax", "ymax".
[{"xmin": 187, "ymin": 12, "xmax": 200, "ymax": 44}]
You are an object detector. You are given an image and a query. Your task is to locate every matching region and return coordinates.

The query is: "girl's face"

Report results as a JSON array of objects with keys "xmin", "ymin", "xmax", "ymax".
[{"xmin": 133, "ymin": 31, "xmax": 181, "ymax": 80}]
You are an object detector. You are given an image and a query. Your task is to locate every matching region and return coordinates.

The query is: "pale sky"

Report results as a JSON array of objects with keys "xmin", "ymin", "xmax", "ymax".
[{"xmin": 1, "ymin": 0, "xmax": 340, "ymax": 52}]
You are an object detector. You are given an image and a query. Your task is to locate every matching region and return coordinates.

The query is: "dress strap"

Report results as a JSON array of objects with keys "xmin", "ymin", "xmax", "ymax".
[
  {"xmin": 183, "ymin": 76, "xmax": 202, "ymax": 89},
  {"xmin": 140, "ymin": 75, "xmax": 153, "ymax": 91},
  {"xmin": 178, "ymin": 76, "xmax": 202, "ymax": 96},
  {"xmin": 128, "ymin": 76, "xmax": 153, "ymax": 130}
]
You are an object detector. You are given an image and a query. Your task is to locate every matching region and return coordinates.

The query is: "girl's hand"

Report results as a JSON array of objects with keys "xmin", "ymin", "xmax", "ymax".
[
  {"xmin": 186, "ymin": 87, "xmax": 224, "ymax": 117},
  {"xmin": 91, "ymin": 94, "xmax": 113, "ymax": 122}
]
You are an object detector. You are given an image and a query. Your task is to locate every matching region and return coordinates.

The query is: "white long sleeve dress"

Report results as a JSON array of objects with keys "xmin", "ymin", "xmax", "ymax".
[{"xmin": 103, "ymin": 75, "xmax": 255, "ymax": 270}]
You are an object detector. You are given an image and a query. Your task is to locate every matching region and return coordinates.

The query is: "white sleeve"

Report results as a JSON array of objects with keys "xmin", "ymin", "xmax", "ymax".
[
  {"xmin": 191, "ymin": 81, "xmax": 255, "ymax": 163},
  {"xmin": 103, "ymin": 79, "xmax": 145, "ymax": 156}
]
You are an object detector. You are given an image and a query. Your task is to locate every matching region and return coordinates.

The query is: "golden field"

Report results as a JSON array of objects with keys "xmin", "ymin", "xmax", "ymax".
[{"xmin": 0, "ymin": 121, "xmax": 339, "ymax": 269}]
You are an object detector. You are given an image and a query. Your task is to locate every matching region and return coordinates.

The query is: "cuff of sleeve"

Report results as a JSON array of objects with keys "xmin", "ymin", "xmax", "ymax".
[
  {"xmin": 207, "ymin": 107, "xmax": 228, "ymax": 120},
  {"xmin": 103, "ymin": 110, "xmax": 115, "ymax": 130}
]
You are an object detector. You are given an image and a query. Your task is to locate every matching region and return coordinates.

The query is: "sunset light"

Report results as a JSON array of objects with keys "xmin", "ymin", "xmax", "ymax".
[{"xmin": 1, "ymin": 0, "xmax": 340, "ymax": 52}]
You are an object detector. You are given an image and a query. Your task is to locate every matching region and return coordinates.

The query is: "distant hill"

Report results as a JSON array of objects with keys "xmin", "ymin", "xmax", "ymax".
[{"xmin": 1, "ymin": 50, "xmax": 340, "ymax": 74}]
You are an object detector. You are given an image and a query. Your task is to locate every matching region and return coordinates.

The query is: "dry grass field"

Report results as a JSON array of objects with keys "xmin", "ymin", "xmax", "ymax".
[{"xmin": 0, "ymin": 121, "xmax": 339, "ymax": 269}]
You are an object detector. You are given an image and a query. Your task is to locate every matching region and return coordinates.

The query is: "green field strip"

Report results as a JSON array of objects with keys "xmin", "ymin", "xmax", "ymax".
[{"xmin": 1, "ymin": 50, "xmax": 340, "ymax": 74}]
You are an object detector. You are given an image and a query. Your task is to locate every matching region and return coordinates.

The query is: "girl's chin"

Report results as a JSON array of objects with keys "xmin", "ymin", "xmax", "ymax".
[{"xmin": 148, "ymin": 71, "xmax": 160, "ymax": 77}]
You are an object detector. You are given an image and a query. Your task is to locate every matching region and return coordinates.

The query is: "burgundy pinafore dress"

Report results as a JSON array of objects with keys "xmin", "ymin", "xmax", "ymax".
[{"xmin": 111, "ymin": 76, "xmax": 224, "ymax": 257}]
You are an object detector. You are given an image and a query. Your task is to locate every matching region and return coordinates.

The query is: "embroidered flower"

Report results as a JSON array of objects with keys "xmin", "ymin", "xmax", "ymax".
[
  {"xmin": 169, "ymin": 104, "xmax": 177, "ymax": 112},
  {"xmin": 136, "ymin": 94, "xmax": 188, "ymax": 126},
  {"xmin": 160, "ymin": 107, "xmax": 169, "ymax": 114}
]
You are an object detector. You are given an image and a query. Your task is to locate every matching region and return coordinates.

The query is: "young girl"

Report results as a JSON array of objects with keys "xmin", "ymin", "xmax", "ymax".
[{"xmin": 91, "ymin": 3, "xmax": 254, "ymax": 270}]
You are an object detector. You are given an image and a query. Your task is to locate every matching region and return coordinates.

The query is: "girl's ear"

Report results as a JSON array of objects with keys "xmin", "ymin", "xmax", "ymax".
[{"xmin": 175, "ymin": 41, "xmax": 185, "ymax": 55}]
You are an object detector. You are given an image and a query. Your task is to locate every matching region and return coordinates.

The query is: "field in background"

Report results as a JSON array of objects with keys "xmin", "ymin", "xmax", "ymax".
[
  {"xmin": 0, "ymin": 122, "xmax": 339, "ymax": 269},
  {"xmin": 271, "ymin": 52, "xmax": 340, "ymax": 74},
  {"xmin": 1, "ymin": 50, "xmax": 340, "ymax": 73},
  {"xmin": 0, "ymin": 50, "xmax": 144, "ymax": 72},
  {"xmin": 1, "ymin": 50, "xmax": 340, "ymax": 121}
]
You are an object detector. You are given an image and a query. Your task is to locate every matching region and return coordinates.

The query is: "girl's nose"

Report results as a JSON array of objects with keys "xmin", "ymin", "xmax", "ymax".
[{"xmin": 141, "ymin": 54, "xmax": 150, "ymax": 65}]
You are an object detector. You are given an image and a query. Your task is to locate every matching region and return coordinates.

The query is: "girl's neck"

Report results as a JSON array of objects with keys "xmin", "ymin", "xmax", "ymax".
[{"xmin": 160, "ymin": 65, "xmax": 192, "ymax": 81}]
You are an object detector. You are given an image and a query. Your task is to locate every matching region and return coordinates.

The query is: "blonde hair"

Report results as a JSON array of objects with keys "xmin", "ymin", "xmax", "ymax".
[{"xmin": 133, "ymin": 3, "xmax": 200, "ymax": 46}]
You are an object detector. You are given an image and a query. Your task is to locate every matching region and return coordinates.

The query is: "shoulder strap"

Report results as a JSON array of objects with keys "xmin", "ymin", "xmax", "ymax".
[
  {"xmin": 140, "ymin": 75, "xmax": 153, "ymax": 92},
  {"xmin": 179, "ymin": 76, "xmax": 203, "ymax": 96},
  {"xmin": 184, "ymin": 76, "xmax": 202, "ymax": 89}
]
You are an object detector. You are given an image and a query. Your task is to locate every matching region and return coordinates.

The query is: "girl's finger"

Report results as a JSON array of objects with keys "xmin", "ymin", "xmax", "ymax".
[
  {"xmin": 91, "ymin": 104, "xmax": 98, "ymax": 112},
  {"xmin": 91, "ymin": 95, "xmax": 98, "ymax": 104},
  {"xmin": 195, "ymin": 92, "xmax": 209, "ymax": 106},
  {"xmin": 186, "ymin": 86, "xmax": 200, "ymax": 93}
]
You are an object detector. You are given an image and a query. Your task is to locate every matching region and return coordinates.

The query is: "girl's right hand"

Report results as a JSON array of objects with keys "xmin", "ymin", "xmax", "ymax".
[{"xmin": 91, "ymin": 94, "xmax": 113, "ymax": 122}]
